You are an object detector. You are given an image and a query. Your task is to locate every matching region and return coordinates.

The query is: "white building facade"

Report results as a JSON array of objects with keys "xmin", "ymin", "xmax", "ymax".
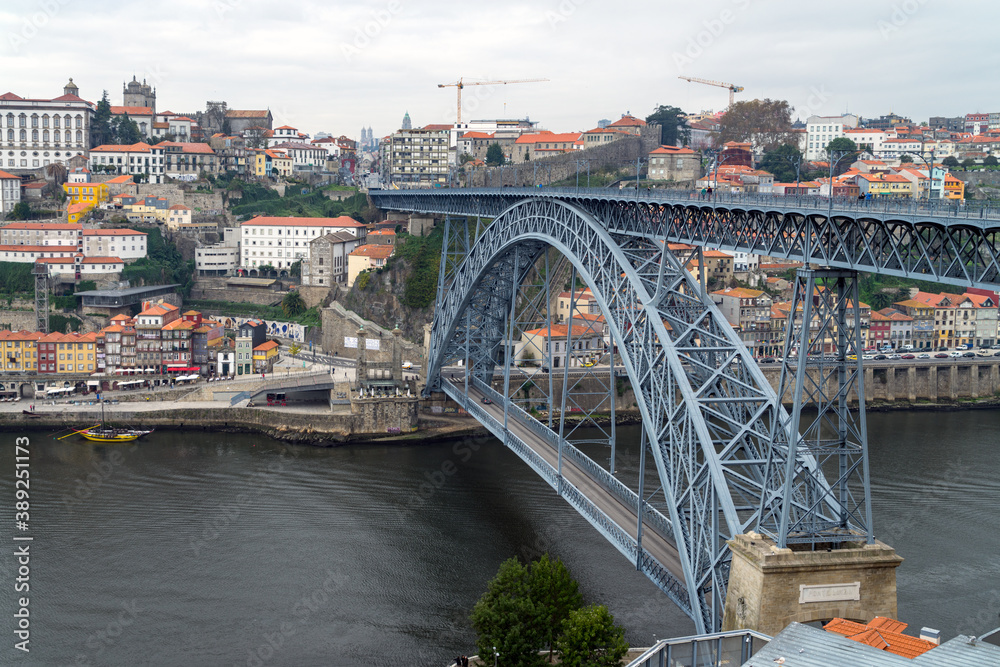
[
  {"xmin": 805, "ymin": 114, "xmax": 859, "ymax": 160},
  {"xmin": 240, "ymin": 215, "xmax": 367, "ymax": 271},
  {"xmin": 0, "ymin": 169, "xmax": 20, "ymax": 214},
  {"xmin": 0, "ymin": 79, "xmax": 94, "ymax": 170}
]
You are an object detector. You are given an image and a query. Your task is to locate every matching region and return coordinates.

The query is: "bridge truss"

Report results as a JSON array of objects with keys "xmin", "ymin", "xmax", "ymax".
[{"xmin": 413, "ymin": 196, "xmax": 874, "ymax": 633}]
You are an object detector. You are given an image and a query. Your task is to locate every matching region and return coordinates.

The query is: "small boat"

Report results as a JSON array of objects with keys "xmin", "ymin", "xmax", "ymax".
[
  {"xmin": 22, "ymin": 410, "xmax": 41, "ymax": 418},
  {"xmin": 61, "ymin": 397, "xmax": 153, "ymax": 443}
]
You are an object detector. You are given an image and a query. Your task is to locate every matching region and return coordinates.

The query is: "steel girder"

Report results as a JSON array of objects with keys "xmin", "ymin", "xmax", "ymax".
[
  {"xmin": 369, "ymin": 189, "xmax": 1000, "ymax": 290},
  {"xmin": 423, "ymin": 197, "xmax": 828, "ymax": 632}
]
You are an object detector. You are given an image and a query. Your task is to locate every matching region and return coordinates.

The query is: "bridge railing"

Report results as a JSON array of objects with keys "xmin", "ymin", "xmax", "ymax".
[
  {"xmin": 626, "ymin": 629, "xmax": 771, "ymax": 667},
  {"xmin": 374, "ymin": 186, "xmax": 1000, "ymax": 222},
  {"xmin": 470, "ymin": 376, "xmax": 675, "ymax": 541}
]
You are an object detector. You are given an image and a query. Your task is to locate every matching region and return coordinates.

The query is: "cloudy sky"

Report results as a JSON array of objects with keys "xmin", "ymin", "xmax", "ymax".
[{"xmin": 2, "ymin": 1, "xmax": 996, "ymax": 140}]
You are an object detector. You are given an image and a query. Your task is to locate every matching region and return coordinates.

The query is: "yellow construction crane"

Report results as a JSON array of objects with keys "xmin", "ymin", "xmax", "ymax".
[
  {"xmin": 438, "ymin": 78, "xmax": 549, "ymax": 123},
  {"xmin": 677, "ymin": 76, "xmax": 744, "ymax": 109}
]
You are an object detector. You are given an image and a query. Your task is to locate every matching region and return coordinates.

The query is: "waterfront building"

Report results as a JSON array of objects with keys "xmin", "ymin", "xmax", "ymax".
[
  {"xmin": 136, "ymin": 302, "xmax": 180, "ymax": 372},
  {"xmin": 647, "ymin": 145, "xmax": 700, "ymax": 182},
  {"xmin": 893, "ymin": 299, "xmax": 935, "ymax": 349},
  {"xmin": 252, "ymin": 340, "xmax": 280, "ymax": 373},
  {"xmin": 236, "ymin": 320, "xmax": 266, "ymax": 376},
  {"xmin": 711, "ymin": 287, "xmax": 775, "ymax": 357},
  {"xmin": 0, "ymin": 330, "xmax": 40, "ymax": 372}
]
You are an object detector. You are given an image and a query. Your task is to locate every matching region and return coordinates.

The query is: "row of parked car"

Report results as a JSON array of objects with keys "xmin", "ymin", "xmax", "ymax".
[{"xmin": 759, "ymin": 345, "xmax": 1000, "ymax": 364}]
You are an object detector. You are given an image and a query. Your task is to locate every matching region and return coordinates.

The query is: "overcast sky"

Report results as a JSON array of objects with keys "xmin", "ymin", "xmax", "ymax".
[{"xmin": 2, "ymin": 1, "xmax": 997, "ymax": 140}]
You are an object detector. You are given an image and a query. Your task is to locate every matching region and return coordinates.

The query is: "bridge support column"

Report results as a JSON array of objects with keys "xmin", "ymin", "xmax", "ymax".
[
  {"xmin": 950, "ymin": 365, "xmax": 958, "ymax": 400},
  {"xmin": 722, "ymin": 533, "xmax": 902, "ymax": 637},
  {"xmin": 907, "ymin": 366, "xmax": 916, "ymax": 402},
  {"xmin": 970, "ymin": 363, "xmax": 980, "ymax": 399},
  {"xmin": 885, "ymin": 367, "xmax": 895, "ymax": 402},
  {"xmin": 760, "ymin": 268, "xmax": 874, "ymax": 547},
  {"xmin": 928, "ymin": 365, "xmax": 938, "ymax": 401}
]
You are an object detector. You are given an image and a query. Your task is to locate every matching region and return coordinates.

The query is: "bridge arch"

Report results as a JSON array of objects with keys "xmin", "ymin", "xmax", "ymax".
[{"xmin": 427, "ymin": 197, "xmax": 807, "ymax": 630}]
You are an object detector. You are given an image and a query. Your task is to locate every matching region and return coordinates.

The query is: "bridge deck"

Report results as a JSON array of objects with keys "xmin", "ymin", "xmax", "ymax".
[{"xmin": 447, "ymin": 376, "xmax": 686, "ymax": 591}]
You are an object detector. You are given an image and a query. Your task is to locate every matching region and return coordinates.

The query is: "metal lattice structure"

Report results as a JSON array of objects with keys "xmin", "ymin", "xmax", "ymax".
[
  {"xmin": 369, "ymin": 188, "xmax": 1000, "ymax": 632},
  {"xmin": 33, "ymin": 262, "xmax": 49, "ymax": 334},
  {"xmin": 371, "ymin": 188, "xmax": 1000, "ymax": 290},
  {"xmin": 416, "ymin": 197, "xmax": 841, "ymax": 632}
]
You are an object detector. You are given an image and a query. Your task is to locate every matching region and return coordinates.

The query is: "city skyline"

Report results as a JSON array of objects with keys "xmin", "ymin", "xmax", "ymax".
[{"xmin": 1, "ymin": 1, "xmax": 998, "ymax": 140}]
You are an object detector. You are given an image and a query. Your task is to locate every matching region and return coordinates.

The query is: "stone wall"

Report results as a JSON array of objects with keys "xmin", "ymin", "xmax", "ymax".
[
  {"xmin": 759, "ymin": 360, "xmax": 1000, "ymax": 404},
  {"xmin": 466, "ymin": 127, "xmax": 663, "ymax": 187},
  {"xmin": 321, "ymin": 302, "xmax": 423, "ymax": 363}
]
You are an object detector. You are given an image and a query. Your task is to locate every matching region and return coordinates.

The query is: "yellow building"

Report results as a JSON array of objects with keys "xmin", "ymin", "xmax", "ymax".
[
  {"xmin": 0, "ymin": 330, "xmax": 41, "ymax": 372},
  {"xmin": 943, "ymin": 173, "xmax": 965, "ymax": 200},
  {"xmin": 857, "ymin": 173, "xmax": 913, "ymax": 198},
  {"xmin": 269, "ymin": 150, "xmax": 292, "ymax": 177},
  {"xmin": 38, "ymin": 331, "xmax": 98, "ymax": 374},
  {"xmin": 66, "ymin": 201, "xmax": 93, "ymax": 224},
  {"xmin": 63, "ymin": 181, "xmax": 109, "ymax": 207},
  {"xmin": 252, "ymin": 340, "xmax": 280, "ymax": 372}
]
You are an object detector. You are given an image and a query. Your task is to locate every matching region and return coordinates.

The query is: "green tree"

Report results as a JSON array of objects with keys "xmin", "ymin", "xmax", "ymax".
[
  {"xmin": 486, "ymin": 142, "xmax": 506, "ymax": 166},
  {"xmin": 646, "ymin": 104, "xmax": 688, "ymax": 146},
  {"xmin": 471, "ymin": 558, "xmax": 546, "ymax": 667},
  {"xmin": 530, "ymin": 554, "xmax": 583, "ymax": 661},
  {"xmin": 899, "ymin": 154, "xmax": 914, "ymax": 164},
  {"xmin": 288, "ymin": 342, "xmax": 302, "ymax": 360},
  {"xmin": 825, "ymin": 138, "xmax": 860, "ymax": 175},
  {"xmin": 281, "ymin": 290, "xmax": 306, "ymax": 317},
  {"xmin": 114, "ymin": 113, "xmax": 142, "ymax": 145},
  {"xmin": 826, "ymin": 137, "xmax": 858, "ymax": 155},
  {"xmin": 758, "ymin": 144, "xmax": 804, "ymax": 183},
  {"xmin": 961, "ymin": 158, "xmax": 976, "ymax": 169},
  {"xmin": 556, "ymin": 605, "xmax": 628, "ymax": 667},
  {"xmin": 6, "ymin": 201, "xmax": 32, "ymax": 221},
  {"xmin": 942, "ymin": 156, "xmax": 960, "ymax": 168},
  {"xmin": 717, "ymin": 99, "xmax": 796, "ymax": 151},
  {"xmin": 91, "ymin": 91, "xmax": 114, "ymax": 147},
  {"xmin": 289, "ymin": 260, "xmax": 302, "ymax": 277},
  {"xmin": 985, "ymin": 155, "xmax": 999, "ymax": 167}
]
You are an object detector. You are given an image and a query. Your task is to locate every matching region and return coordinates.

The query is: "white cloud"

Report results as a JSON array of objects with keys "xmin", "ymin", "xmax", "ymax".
[{"xmin": 0, "ymin": 0, "xmax": 994, "ymax": 141}]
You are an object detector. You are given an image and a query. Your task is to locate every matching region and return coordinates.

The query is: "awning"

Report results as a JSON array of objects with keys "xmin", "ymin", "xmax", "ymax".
[{"xmin": 86, "ymin": 380, "xmax": 101, "ymax": 386}]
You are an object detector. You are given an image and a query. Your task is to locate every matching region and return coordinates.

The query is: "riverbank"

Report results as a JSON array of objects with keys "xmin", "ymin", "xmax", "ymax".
[{"xmin": 4, "ymin": 393, "xmax": 998, "ymax": 447}]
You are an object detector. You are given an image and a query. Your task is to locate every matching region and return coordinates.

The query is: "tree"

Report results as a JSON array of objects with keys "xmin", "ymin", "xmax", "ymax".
[
  {"xmin": 486, "ymin": 142, "xmax": 506, "ymax": 166},
  {"xmin": 942, "ymin": 156, "xmax": 960, "ymax": 168},
  {"xmin": 7, "ymin": 202, "xmax": 32, "ymax": 221},
  {"xmin": 91, "ymin": 91, "xmax": 113, "ymax": 148},
  {"xmin": 646, "ymin": 104, "xmax": 687, "ymax": 147},
  {"xmin": 459, "ymin": 152, "xmax": 474, "ymax": 165},
  {"xmin": 529, "ymin": 554, "xmax": 582, "ymax": 661},
  {"xmin": 758, "ymin": 144, "xmax": 804, "ymax": 183},
  {"xmin": 289, "ymin": 260, "xmax": 301, "ymax": 277},
  {"xmin": 985, "ymin": 155, "xmax": 999, "ymax": 167},
  {"xmin": 45, "ymin": 162, "xmax": 67, "ymax": 187},
  {"xmin": 826, "ymin": 138, "xmax": 860, "ymax": 175},
  {"xmin": 899, "ymin": 154, "xmax": 914, "ymax": 164},
  {"xmin": 244, "ymin": 126, "xmax": 269, "ymax": 149},
  {"xmin": 961, "ymin": 158, "xmax": 976, "ymax": 169},
  {"xmin": 114, "ymin": 113, "xmax": 142, "ymax": 145},
  {"xmin": 288, "ymin": 342, "xmax": 302, "ymax": 360},
  {"xmin": 281, "ymin": 290, "xmax": 306, "ymax": 317},
  {"xmin": 716, "ymin": 99, "xmax": 796, "ymax": 152},
  {"xmin": 556, "ymin": 605, "xmax": 628, "ymax": 667},
  {"xmin": 470, "ymin": 558, "xmax": 546, "ymax": 667}
]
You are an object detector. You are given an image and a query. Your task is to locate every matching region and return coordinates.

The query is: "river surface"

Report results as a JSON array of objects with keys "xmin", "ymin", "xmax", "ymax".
[{"xmin": 0, "ymin": 410, "xmax": 998, "ymax": 666}]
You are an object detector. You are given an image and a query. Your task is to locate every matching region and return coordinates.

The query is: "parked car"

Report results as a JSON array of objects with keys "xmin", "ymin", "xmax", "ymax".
[
  {"xmin": 762, "ymin": 357, "xmax": 776, "ymax": 364},
  {"xmin": 934, "ymin": 353, "xmax": 949, "ymax": 359},
  {"xmin": 874, "ymin": 354, "xmax": 888, "ymax": 360},
  {"xmin": 962, "ymin": 351, "xmax": 976, "ymax": 358},
  {"xmin": 887, "ymin": 354, "xmax": 902, "ymax": 360},
  {"xmin": 949, "ymin": 351, "xmax": 963, "ymax": 358},
  {"xmin": 901, "ymin": 354, "xmax": 915, "ymax": 359},
  {"xmin": 862, "ymin": 354, "xmax": 875, "ymax": 360},
  {"xmin": 937, "ymin": 346, "xmax": 950, "ymax": 351},
  {"xmin": 917, "ymin": 353, "xmax": 930, "ymax": 359}
]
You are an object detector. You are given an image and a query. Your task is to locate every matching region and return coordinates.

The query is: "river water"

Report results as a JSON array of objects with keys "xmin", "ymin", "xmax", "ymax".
[{"xmin": 0, "ymin": 410, "xmax": 997, "ymax": 666}]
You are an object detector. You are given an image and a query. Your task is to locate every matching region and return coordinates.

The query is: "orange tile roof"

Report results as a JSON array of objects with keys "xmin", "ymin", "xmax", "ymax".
[
  {"xmin": 0, "ymin": 330, "xmax": 42, "ymax": 342},
  {"xmin": 225, "ymin": 110, "xmax": 270, "ymax": 118},
  {"xmin": 2, "ymin": 222, "xmax": 82, "ymax": 231},
  {"xmin": 608, "ymin": 114, "xmax": 646, "ymax": 128},
  {"xmin": 650, "ymin": 144, "xmax": 696, "ymax": 155},
  {"xmin": 825, "ymin": 617, "xmax": 936, "ymax": 659},
  {"xmin": 0, "ymin": 244, "xmax": 78, "ymax": 253},
  {"xmin": 348, "ymin": 244, "xmax": 394, "ymax": 259},
  {"xmin": 243, "ymin": 215, "xmax": 365, "ymax": 228},
  {"xmin": 154, "ymin": 141, "xmax": 215, "ymax": 154},
  {"xmin": 254, "ymin": 340, "xmax": 280, "ymax": 352},
  {"xmin": 702, "ymin": 250, "xmax": 733, "ymax": 258},
  {"xmin": 105, "ymin": 175, "xmax": 135, "ymax": 184},
  {"xmin": 712, "ymin": 287, "xmax": 765, "ymax": 298},
  {"xmin": 82, "ymin": 229, "xmax": 146, "ymax": 236},
  {"xmin": 523, "ymin": 324, "xmax": 599, "ymax": 338},
  {"xmin": 514, "ymin": 131, "xmax": 583, "ymax": 145},
  {"xmin": 90, "ymin": 142, "xmax": 154, "ymax": 153},
  {"xmin": 110, "ymin": 106, "xmax": 153, "ymax": 116}
]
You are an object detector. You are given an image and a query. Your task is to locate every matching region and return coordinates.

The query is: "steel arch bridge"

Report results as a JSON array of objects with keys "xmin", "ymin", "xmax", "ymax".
[{"xmin": 368, "ymin": 188, "xmax": 1000, "ymax": 633}]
